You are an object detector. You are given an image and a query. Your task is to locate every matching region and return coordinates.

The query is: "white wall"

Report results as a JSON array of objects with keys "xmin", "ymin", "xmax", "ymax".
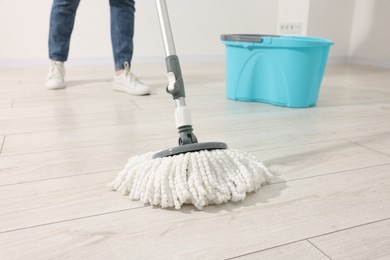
[
  {"xmin": 277, "ymin": 0, "xmax": 355, "ymax": 62},
  {"xmin": 0, "ymin": 1, "xmax": 52, "ymax": 60},
  {"xmin": 1, "ymin": 0, "xmax": 389, "ymax": 68},
  {"xmin": 144, "ymin": 0, "xmax": 278, "ymax": 59},
  {"xmin": 0, "ymin": 0, "xmax": 278, "ymax": 63},
  {"xmin": 307, "ymin": 0, "xmax": 356, "ymax": 62},
  {"xmin": 277, "ymin": 0, "xmax": 310, "ymax": 36},
  {"xmin": 349, "ymin": 0, "xmax": 390, "ymax": 67}
]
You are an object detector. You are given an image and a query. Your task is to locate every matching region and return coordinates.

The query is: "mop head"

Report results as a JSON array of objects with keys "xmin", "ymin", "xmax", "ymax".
[{"xmin": 111, "ymin": 149, "xmax": 272, "ymax": 210}]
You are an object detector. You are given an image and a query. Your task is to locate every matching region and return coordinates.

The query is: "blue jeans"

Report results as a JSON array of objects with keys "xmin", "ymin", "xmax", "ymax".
[{"xmin": 48, "ymin": 0, "xmax": 135, "ymax": 70}]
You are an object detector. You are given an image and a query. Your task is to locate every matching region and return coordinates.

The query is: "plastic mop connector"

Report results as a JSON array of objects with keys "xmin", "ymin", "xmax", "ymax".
[{"xmin": 152, "ymin": 54, "xmax": 228, "ymax": 159}]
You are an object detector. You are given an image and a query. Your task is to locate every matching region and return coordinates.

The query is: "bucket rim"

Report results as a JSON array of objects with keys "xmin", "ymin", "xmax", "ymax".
[{"xmin": 221, "ymin": 34, "xmax": 334, "ymax": 47}]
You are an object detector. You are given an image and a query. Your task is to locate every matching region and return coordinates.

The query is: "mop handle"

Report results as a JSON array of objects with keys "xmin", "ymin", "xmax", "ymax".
[
  {"xmin": 155, "ymin": 0, "xmax": 176, "ymax": 57},
  {"xmin": 155, "ymin": 0, "xmax": 186, "ymax": 101},
  {"xmin": 155, "ymin": 0, "xmax": 198, "ymax": 145}
]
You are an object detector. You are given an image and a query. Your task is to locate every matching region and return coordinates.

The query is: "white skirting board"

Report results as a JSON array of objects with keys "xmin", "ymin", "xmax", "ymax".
[
  {"xmin": 348, "ymin": 56, "xmax": 390, "ymax": 69},
  {"xmin": 327, "ymin": 56, "xmax": 390, "ymax": 69},
  {"xmin": 1, "ymin": 55, "xmax": 389, "ymax": 69}
]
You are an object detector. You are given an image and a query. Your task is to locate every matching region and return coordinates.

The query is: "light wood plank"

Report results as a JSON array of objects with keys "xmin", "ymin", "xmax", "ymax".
[
  {"xmin": 212, "ymin": 113, "xmax": 390, "ymax": 151},
  {"xmin": 5, "ymin": 99, "xmax": 389, "ymax": 136},
  {"xmin": 17, "ymin": 80, "xmax": 113, "ymax": 98},
  {"xmin": 3, "ymin": 108, "xmax": 390, "ymax": 156},
  {"xmin": 0, "ymin": 164, "xmax": 389, "ymax": 259},
  {"xmin": 0, "ymin": 99, "xmax": 139, "ymax": 121},
  {"xmin": 11, "ymin": 87, "xmax": 136, "ymax": 109},
  {"xmin": 322, "ymin": 64, "xmax": 390, "ymax": 88},
  {"xmin": 0, "ymin": 107, "xmax": 170, "ymax": 136},
  {"xmin": 198, "ymin": 113, "xmax": 390, "ymax": 156},
  {"xmin": 0, "ymin": 170, "xmax": 143, "ymax": 233},
  {"xmin": 254, "ymin": 140, "xmax": 390, "ymax": 182},
  {"xmin": 1, "ymin": 121, "xmax": 178, "ymax": 156},
  {"xmin": 310, "ymin": 219, "xmax": 390, "ymax": 260},
  {"xmin": 0, "ymin": 67, "xmax": 27, "ymax": 81},
  {"xmin": 0, "ymin": 99, "xmax": 12, "ymax": 109},
  {"xmin": 0, "ymin": 138, "xmax": 175, "ymax": 186},
  {"xmin": 232, "ymin": 240, "xmax": 329, "ymax": 260},
  {"xmin": 82, "ymin": 62, "xmax": 166, "ymax": 79},
  {"xmin": 1, "ymin": 62, "xmax": 390, "ymax": 259},
  {"xmin": 13, "ymin": 74, "xmax": 220, "ymax": 109},
  {"xmin": 1, "ymin": 138, "xmax": 389, "ymax": 187},
  {"xmin": 4, "ymin": 94, "xmax": 390, "ymax": 136},
  {"xmin": 0, "ymin": 89, "xmax": 264, "ymax": 121},
  {"xmin": 0, "ymin": 79, "xmax": 21, "ymax": 99},
  {"xmin": 317, "ymin": 65, "xmax": 390, "ymax": 107},
  {"xmin": 350, "ymin": 133, "xmax": 390, "ymax": 157},
  {"xmin": 18, "ymin": 74, "xmax": 158, "ymax": 94},
  {"xmin": 1, "ymin": 140, "xmax": 389, "ymax": 231},
  {"xmin": 0, "ymin": 135, "xmax": 4, "ymax": 154},
  {"xmin": 0, "ymin": 99, "xmax": 267, "ymax": 136},
  {"xmin": 319, "ymin": 86, "xmax": 390, "ymax": 107}
]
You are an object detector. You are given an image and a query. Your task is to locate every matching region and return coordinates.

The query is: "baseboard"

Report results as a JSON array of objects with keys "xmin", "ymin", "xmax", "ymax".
[
  {"xmin": 133, "ymin": 54, "xmax": 225, "ymax": 63},
  {"xmin": 348, "ymin": 56, "xmax": 390, "ymax": 69},
  {"xmin": 0, "ymin": 58, "xmax": 48, "ymax": 67},
  {"xmin": 0, "ymin": 57, "xmax": 115, "ymax": 68},
  {"xmin": 327, "ymin": 56, "xmax": 349, "ymax": 64},
  {"xmin": 0, "ymin": 55, "xmax": 225, "ymax": 68},
  {"xmin": 6, "ymin": 55, "xmax": 388, "ymax": 69}
]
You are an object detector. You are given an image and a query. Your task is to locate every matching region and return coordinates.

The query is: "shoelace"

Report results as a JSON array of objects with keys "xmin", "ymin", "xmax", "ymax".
[
  {"xmin": 49, "ymin": 62, "xmax": 64, "ymax": 78},
  {"xmin": 123, "ymin": 61, "xmax": 139, "ymax": 83}
]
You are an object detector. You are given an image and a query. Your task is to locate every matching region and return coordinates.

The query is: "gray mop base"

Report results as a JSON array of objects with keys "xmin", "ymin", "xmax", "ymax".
[{"xmin": 152, "ymin": 142, "xmax": 228, "ymax": 158}]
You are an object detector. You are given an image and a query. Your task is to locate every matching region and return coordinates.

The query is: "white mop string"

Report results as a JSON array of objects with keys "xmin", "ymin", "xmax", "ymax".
[{"xmin": 111, "ymin": 149, "xmax": 272, "ymax": 209}]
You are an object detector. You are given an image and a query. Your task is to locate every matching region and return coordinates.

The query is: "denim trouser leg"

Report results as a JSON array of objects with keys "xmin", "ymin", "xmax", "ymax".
[
  {"xmin": 48, "ymin": 0, "xmax": 81, "ymax": 62},
  {"xmin": 110, "ymin": 0, "xmax": 135, "ymax": 70}
]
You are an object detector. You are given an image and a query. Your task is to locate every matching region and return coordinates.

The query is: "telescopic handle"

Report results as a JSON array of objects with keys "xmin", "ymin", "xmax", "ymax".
[
  {"xmin": 155, "ymin": 0, "xmax": 198, "ymax": 145},
  {"xmin": 155, "ymin": 0, "xmax": 177, "ymax": 57},
  {"xmin": 155, "ymin": 0, "xmax": 185, "ymax": 100}
]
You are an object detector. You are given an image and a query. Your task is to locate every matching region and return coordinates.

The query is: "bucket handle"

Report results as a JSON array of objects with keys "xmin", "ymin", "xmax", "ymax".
[{"xmin": 220, "ymin": 34, "xmax": 280, "ymax": 43}]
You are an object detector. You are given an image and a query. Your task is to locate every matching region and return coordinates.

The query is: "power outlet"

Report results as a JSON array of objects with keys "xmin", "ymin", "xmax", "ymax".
[{"xmin": 279, "ymin": 23, "xmax": 302, "ymax": 34}]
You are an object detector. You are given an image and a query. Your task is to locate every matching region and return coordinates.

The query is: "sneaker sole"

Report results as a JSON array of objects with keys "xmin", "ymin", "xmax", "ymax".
[
  {"xmin": 46, "ymin": 82, "xmax": 66, "ymax": 90},
  {"xmin": 112, "ymin": 83, "xmax": 150, "ymax": 96}
]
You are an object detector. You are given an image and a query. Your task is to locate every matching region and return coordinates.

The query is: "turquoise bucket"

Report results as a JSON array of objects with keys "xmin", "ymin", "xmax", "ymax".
[{"xmin": 221, "ymin": 34, "xmax": 334, "ymax": 108}]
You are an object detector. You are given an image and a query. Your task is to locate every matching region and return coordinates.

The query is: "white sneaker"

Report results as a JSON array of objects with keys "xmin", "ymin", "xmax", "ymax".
[
  {"xmin": 112, "ymin": 62, "xmax": 151, "ymax": 96},
  {"xmin": 46, "ymin": 60, "xmax": 65, "ymax": 89}
]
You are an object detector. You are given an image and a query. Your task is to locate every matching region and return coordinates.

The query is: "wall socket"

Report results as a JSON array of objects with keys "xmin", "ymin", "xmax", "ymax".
[{"xmin": 279, "ymin": 23, "xmax": 302, "ymax": 34}]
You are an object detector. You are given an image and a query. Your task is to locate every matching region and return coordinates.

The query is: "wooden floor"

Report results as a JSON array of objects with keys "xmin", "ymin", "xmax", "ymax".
[{"xmin": 1, "ymin": 61, "xmax": 390, "ymax": 259}]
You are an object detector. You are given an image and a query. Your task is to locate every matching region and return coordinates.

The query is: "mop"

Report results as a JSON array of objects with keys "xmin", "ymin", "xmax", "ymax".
[{"xmin": 111, "ymin": 0, "xmax": 272, "ymax": 209}]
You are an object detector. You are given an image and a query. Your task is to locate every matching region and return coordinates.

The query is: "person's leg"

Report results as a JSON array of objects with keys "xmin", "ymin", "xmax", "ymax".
[
  {"xmin": 109, "ymin": 0, "xmax": 135, "ymax": 71},
  {"xmin": 49, "ymin": 0, "xmax": 81, "ymax": 62},
  {"xmin": 47, "ymin": 0, "xmax": 81, "ymax": 89},
  {"xmin": 110, "ymin": 0, "xmax": 150, "ymax": 95}
]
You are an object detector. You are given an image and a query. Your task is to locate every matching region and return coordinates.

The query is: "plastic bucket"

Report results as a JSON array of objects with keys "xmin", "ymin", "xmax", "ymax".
[{"xmin": 221, "ymin": 34, "xmax": 334, "ymax": 108}]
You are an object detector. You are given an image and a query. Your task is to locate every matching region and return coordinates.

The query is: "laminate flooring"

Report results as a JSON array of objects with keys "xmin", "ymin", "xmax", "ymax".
[{"xmin": 0, "ymin": 62, "xmax": 390, "ymax": 259}]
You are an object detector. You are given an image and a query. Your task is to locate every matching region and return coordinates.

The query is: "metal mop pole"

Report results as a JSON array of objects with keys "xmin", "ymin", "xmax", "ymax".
[
  {"xmin": 155, "ymin": 0, "xmax": 197, "ymax": 146},
  {"xmin": 153, "ymin": 0, "xmax": 227, "ymax": 158}
]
